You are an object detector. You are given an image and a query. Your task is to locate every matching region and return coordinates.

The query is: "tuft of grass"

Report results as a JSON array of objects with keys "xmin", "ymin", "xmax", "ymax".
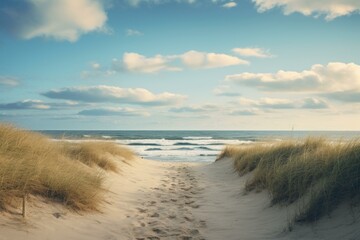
[
  {"xmin": 218, "ymin": 137, "xmax": 360, "ymax": 222},
  {"xmin": 64, "ymin": 142, "xmax": 135, "ymax": 172},
  {"xmin": 0, "ymin": 124, "xmax": 134, "ymax": 212}
]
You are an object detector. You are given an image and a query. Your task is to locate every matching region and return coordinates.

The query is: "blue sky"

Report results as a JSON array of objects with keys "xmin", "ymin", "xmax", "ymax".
[{"xmin": 0, "ymin": 0, "xmax": 360, "ymax": 130}]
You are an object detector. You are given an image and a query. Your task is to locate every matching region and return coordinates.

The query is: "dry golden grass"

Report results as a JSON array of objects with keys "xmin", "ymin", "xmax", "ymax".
[
  {"xmin": 0, "ymin": 124, "xmax": 134, "ymax": 212},
  {"xmin": 64, "ymin": 141, "xmax": 135, "ymax": 172},
  {"xmin": 218, "ymin": 138, "xmax": 360, "ymax": 222}
]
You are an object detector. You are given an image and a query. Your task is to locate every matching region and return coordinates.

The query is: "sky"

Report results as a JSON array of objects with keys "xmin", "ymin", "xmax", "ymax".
[{"xmin": 0, "ymin": 0, "xmax": 360, "ymax": 130}]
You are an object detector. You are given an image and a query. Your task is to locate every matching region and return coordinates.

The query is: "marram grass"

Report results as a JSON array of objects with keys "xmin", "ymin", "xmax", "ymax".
[
  {"xmin": 0, "ymin": 124, "xmax": 135, "ymax": 212},
  {"xmin": 218, "ymin": 138, "xmax": 360, "ymax": 222},
  {"xmin": 63, "ymin": 141, "xmax": 135, "ymax": 172}
]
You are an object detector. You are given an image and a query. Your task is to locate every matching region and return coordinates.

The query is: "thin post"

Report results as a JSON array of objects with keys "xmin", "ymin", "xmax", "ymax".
[{"xmin": 22, "ymin": 194, "xmax": 26, "ymax": 218}]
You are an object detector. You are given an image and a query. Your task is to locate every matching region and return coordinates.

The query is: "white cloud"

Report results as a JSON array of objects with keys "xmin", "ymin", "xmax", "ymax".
[
  {"xmin": 222, "ymin": 2, "xmax": 237, "ymax": 8},
  {"xmin": 126, "ymin": 29, "xmax": 143, "ymax": 36},
  {"xmin": 0, "ymin": 100, "xmax": 50, "ymax": 110},
  {"xmin": 237, "ymin": 97, "xmax": 329, "ymax": 109},
  {"xmin": 78, "ymin": 107, "xmax": 150, "ymax": 117},
  {"xmin": 180, "ymin": 50, "xmax": 249, "ymax": 69},
  {"xmin": 0, "ymin": 76, "xmax": 19, "ymax": 87},
  {"xmin": 42, "ymin": 85, "xmax": 187, "ymax": 106},
  {"xmin": 239, "ymin": 97, "xmax": 297, "ymax": 109},
  {"xmin": 0, "ymin": 99, "xmax": 84, "ymax": 110},
  {"xmin": 301, "ymin": 97, "xmax": 329, "ymax": 109},
  {"xmin": 111, "ymin": 50, "xmax": 248, "ymax": 73},
  {"xmin": 229, "ymin": 108, "xmax": 260, "ymax": 116},
  {"xmin": 119, "ymin": 52, "xmax": 181, "ymax": 73},
  {"xmin": 170, "ymin": 104, "xmax": 219, "ymax": 113},
  {"xmin": 252, "ymin": 0, "xmax": 360, "ymax": 20},
  {"xmin": 91, "ymin": 63, "xmax": 101, "ymax": 70},
  {"xmin": 0, "ymin": 0, "xmax": 107, "ymax": 42},
  {"xmin": 213, "ymin": 85, "xmax": 242, "ymax": 97},
  {"xmin": 126, "ymin": 0, "xmax": 197, "ymax": 7},
  {"xmin": 226, "ymin": 62, "xmax": 360, "ymax": 93},
  {"xmin": 232, "ymin": 47, "xmax": 273, "ymax": 58}
]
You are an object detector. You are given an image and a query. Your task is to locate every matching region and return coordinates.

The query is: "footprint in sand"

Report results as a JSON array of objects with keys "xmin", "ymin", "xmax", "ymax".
[
  {"xmin": 190, "ymin": 229, "xmax": 200, "ymax": 235},
  {"xmin": 180, "ymin": 236, "xmax": 192, "ymax": 240},
  {"xmin": 152, "ymin": 228, "xmax": 167, "ymax": 235},
  {"xmin": 147, "ymin": 221, "xmax": 157, "ymax": 225},
  {"xmin": 137, "ymin": 208, "xmax": 147, "ymax": 213},
  {"xmin": 52, "ymin": 212, "xmax": 62, "ymax": 218},
  {"xmin": 199, "ymin": 220, "xmax": 207, "ymax": 228},
  {"xmin": 149, "ymin": 213, "xmax": 160, "ymax": 218},
  {"xmin": 147, "ymin": 201, "xmax": 157, "ymax": 206},
  {"xmin": 146, "ymin": 237, "xmax": 160, "ymax": 240},
  {"xmin": 133, "ymin": 165, "xmax": 205, "ymax": 240}
]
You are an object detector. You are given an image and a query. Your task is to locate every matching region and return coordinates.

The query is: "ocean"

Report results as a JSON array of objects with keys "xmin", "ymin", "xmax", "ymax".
[{"xmin": 41, "ymin": 130, "xmax": 360, "ymax": 163}]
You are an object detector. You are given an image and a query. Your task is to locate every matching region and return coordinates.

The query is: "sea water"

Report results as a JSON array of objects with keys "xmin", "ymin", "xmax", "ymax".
[{"xmin": 41, "ymin": 130, "xmax": 360, "ymax": 162}]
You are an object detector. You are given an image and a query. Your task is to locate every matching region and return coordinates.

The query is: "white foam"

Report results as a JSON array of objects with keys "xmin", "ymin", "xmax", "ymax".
[
  {"xmin": 183, "ymin": 136, "xmax": 213, "ymax": 140},
  {"xmin": 53, "ymin": 137, "xmax": 254, "ymax": 163},
  {"xmin": 102, "ymin": 135, "xmax": 113, "ymax": 139},
  {"xmin": 116, "ymin": 139, "xmax": 254, "ymax": 162}
]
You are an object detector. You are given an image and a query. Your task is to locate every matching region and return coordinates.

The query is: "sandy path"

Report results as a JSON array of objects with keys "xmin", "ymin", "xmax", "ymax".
[{"xmin": 130, "ymin": 163, "xmax": 207, "ymax": 240}]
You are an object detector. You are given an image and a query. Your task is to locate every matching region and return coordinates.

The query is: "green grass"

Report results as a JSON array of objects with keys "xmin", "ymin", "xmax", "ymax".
[
  {"xmin": 218, "ymin": 138, "xmax": 360, "ymax": 222},
  {"xmin": 0, "ymin": 124, "xmax": 135, "ymax": 212}
]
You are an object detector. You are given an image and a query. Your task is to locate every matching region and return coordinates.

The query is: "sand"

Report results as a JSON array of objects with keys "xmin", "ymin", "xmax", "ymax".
[{"xmin": 0, "ymin": 157, "xmax": 359, "ymax": 240}]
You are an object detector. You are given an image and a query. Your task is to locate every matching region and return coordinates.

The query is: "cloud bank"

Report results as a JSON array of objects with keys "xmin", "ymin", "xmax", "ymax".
[
  {"xmin": 238, "ymin": 97, "xmax": 329, "ymax": 109},
  {"xmin": 42, "ymin": 85, "xmax": 186, "ymax": 106},
  {"xmin": 116, "ymin": 53, "xmax": 180, "ymax": 73},
  {"xmin": 252, "ymin": 0, "xmax": 360, "ymax": 20},
  {"xmin": 170, "ymin": 104, "xmax": 219, "ymax": 113},
  {"xmin": 225, "ymin": 62, "xmax": 360, "ymax": 102},
  {"xmin": 180, "ymin": 50, "xmax": 248, "ymax": 69},
  {"xmin": 0, "ymin": 0, "xmax": 107, "ymax": 41},
  {"xmin": 78, "ymin": 107, "xmax": 149, "ymax": 117},
  {"xmin": 0, "ymin": 99, "xmax": 82, "ymax": 110},
  {"xmin": 0, "ymin": 100, "xmax": 50, "ymax": 110},
  {"xmin": 0, "ymin": 76, "xmax": 19, "ymax": 87},
  {"xmin": 232, "ymin": 48, "xmax": 273, "ymax": 58},
  {"xmin": 222, "ymin": 2, "xmax": 237, "ymax": 8},
  {"xmin": 112, "ymin": 50, "xmax": 249, "ymax": 73}
]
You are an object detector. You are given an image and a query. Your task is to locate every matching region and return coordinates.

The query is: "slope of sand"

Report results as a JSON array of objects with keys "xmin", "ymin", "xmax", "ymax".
[
  {"xmin": 191, "ymin": 158, "xmax": 360, "ymax": 240},
  {"xmin": 0, "ymin": 157, "xmax": 359, "ymax": 240}
]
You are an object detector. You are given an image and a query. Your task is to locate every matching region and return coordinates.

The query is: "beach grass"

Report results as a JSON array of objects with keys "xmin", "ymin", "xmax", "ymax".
[
  {"xmin": 63, "ymin": 141, "xmax": 135, "ymax": 172},
  {"xmin": 0, "ymin": 124, "xmax": 134, "ymax": 212},
  {"xmin": 218, "ymin": 138, "xmax": 360, "ymax": 222}
]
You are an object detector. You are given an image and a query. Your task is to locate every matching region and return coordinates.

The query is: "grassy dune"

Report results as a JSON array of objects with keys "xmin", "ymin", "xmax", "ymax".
[
  {"xmin": 64, "ymin": 141, "xmax": 135, "ymax": 172},
  {"xmin": 218, "ymin": 138, "xmax": 360, "ymax": 222},
  {"xmin": 0, "ymin": 124, "xmax": 135, "ymax": 212}
]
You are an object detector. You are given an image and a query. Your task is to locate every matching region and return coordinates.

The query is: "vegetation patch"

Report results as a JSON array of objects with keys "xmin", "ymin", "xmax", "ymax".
[
  {"xmin": 218, "ymin": 138, "xmax": 360, "ymax": 222},
  {"xmin": 0, "ymin": 124, "xmax": 134, "ymax": 212}
]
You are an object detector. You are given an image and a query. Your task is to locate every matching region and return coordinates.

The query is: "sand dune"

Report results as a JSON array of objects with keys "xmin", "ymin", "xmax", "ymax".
[{"xmin": 0, "ymin": 157, "xmax": 359, "ymax": 240}]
